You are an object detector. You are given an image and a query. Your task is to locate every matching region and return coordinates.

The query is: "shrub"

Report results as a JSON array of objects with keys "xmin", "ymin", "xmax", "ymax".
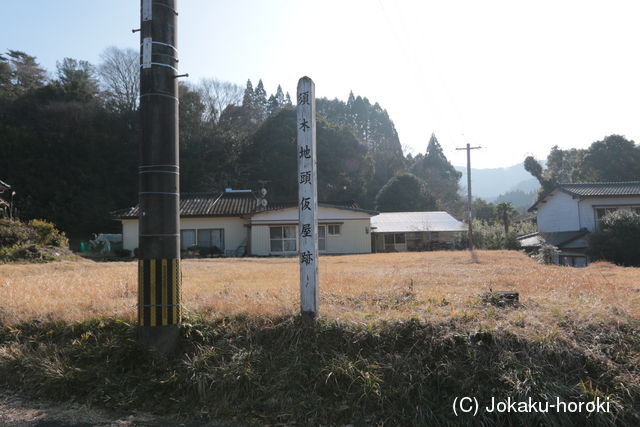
[
  {"xmin": 455, "ymin": 219, "xmax": 536, "ymax": 250},
  {"xmin": 27, "ymin": 219, "xmax": 69, "ymax": 248},
  {"xmin": 114, "ymin": 249, "xmax": 132, "ymax": 258},
  {"xmin": 588, "ymin": 210, "xmax": 640, "ymax": 266},
  {"xmin": 0, "ymin": 244, "xmax": 54, "ymax": 263},
  {"xmin": 535, "ymin": 244, "xmax": 559, "ymax": 265},
  {"xmin": 0, "ymin": 219, "xmax": 37, "ymax": 247}
]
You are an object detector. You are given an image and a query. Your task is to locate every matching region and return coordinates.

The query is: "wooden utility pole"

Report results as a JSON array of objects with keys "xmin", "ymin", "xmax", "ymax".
[
  {"xmin": 138, "ymin": 0, "xmax": 181, "ymax": 352},
  {"xmin": 296, "ymin": 76, "xmax": 319, "ymax": 320},
  {"xmin": 456, "ymin": 143, "xmax": 481, "ymax": 250}
]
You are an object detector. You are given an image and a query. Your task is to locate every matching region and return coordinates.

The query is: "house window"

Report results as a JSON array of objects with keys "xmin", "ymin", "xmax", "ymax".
[
  {"xmin": 559, "ymin": 255, "xmax": 587, "ymax": 267},
  {"xmin": 270, "ymin": 226, "xmax": 297, "ymax": 253},
  {"xmin": 327, "ymin": 224, "xmax": 341, "ymax": 235},
  {"xmin": 384, "ymin": 234, "xmax": 395, "ymax": 245},
  {"xmin": 594, "ymin": 206, "xmax": 640, "ymax": 229},
  {"xmin": 197, "ymin": 229, "xmax": 224, "ymax": 252},
  {"xmin": 318, "ymin": 225, "xmax": 326, "ymax": 251},
  {"xmin": 384, "ymin": 233, "xmax": 406, "ymax": 249},
  {"xmin": 180, "ymin": 229, "xmax": 196, "ymax": 251}
]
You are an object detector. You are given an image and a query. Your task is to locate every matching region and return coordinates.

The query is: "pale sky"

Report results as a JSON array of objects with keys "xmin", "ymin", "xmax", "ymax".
[{"xmin": 3, "ymin": 0, "xmax": 640, "ymax": 168}]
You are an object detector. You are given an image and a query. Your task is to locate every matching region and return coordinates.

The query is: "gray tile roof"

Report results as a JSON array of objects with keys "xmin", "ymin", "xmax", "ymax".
[
  {"xmin": 560, "ymin": 182, "xmax": 640, "ymax": 197},
  {"xmin": 529, "ymin": 181, "xmax": 640, "ymax": 211},
  {"xmin": 113, "ymin": 191, "xmax": 259, "ymax": 218},
  {"xmin": 112, "ymin": 192, "xmax": 370, "ymax": 218}
]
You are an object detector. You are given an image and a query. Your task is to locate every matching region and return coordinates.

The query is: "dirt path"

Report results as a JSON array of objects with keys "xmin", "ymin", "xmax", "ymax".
[{"xmin": 0, "ymin": 393, "xmax": 226, "ymax": 426}]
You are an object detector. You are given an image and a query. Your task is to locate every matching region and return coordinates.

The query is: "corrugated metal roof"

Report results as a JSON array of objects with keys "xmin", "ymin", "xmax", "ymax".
[
  {"xmin": 370, "ymin": 211, "xmax": 465, "ymax": 233},
  {"xmin": 517, "ymin": 230, "xmax": 589, "ymax": 248},
  {"xmin": 529, "ymin": 182, "xmax": 640, "ymax": 211}
]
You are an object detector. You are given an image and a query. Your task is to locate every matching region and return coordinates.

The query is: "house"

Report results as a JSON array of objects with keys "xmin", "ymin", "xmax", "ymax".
[
  {"xmin": 518, "ymin": 181, "xmax": 640, "ymax": 266},
  {"xmin": 370, "ymin": 211, "xmax": 465, "ymax": 252},
  {"xmin": 112, "ymin": 189, "xmax": 378, "ymax": 256}
]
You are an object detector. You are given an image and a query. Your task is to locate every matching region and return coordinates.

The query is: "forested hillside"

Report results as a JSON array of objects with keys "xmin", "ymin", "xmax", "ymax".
[{"xmin": 0, "ymin": 49, "xmax": 464, "ymax": 240}]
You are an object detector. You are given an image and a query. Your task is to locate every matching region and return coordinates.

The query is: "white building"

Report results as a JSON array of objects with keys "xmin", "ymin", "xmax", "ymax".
[
  {"xmin": 518, "ymin": 182, "xmax": 640, "ymax": 266},
  {"xmin": 371, "ymin": 211, "xmax": 465, "ymax": 252},
  {"xmin": 113, "ymin": 189, "xmax": 377, "ymax": 257}
]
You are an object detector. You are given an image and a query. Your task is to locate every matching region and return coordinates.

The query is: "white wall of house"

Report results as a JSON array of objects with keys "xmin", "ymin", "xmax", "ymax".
[
  {"xmin": 122, "ymin": 219, "xmax": 138, "ymax": 251},
  {"xmin": 120, "ymin": 217, "xmax": 249, "ymax": 252},
  {"xmin": 250, "ymin": 206, "xmax": 373, "ymax": 256},
  {"xmin": 122, "ymin": 207, "xmax": 373, "ymax": 256},
  {"xmin": 180, "ymin": 217, "xmax": 249, "ymax": 253},
  {"xmin": 538, "ymin": 191, "xmax": 640, "ymax": 232},
  {"xmin": 577, "ymin": 197, "xmax": 640, "ymax": 232},
  {"xmin": 536, "ymin": 190, "xmax": 581, "ymax": 232}
]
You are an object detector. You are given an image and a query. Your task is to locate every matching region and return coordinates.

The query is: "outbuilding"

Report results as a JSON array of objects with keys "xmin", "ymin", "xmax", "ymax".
[{"xmin": 370, "ymin": 211, "xmax": 465, "ymax": 252}]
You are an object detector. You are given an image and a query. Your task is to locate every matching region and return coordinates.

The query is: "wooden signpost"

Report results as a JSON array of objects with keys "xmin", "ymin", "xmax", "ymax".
[{"xmin": 296, "ymin": 76, "xmax": 319, "ymax": 320}]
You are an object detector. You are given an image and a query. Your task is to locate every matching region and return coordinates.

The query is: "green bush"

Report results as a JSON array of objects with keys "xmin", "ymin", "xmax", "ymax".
[
  {"xmin": 113, "ymin": 248, "xmax": 132, "ymax": 258},
  {"xmin": 455, "ymin": 219, "xmax": 536, "ymax": 250},
  {"xmin": 28, "ymin": 219, "xmax": 69, "ymax": 248},
  {"xmin": 0, "ymin": 219, "xmax": 37, "ymax": 247},
  {"xmin": 535, "ymin": 244, "xmax": 559, "ymax": 264},
  {"xmin": 0, "ymin": 244, "xmax": 55, "ymax": 263},
  {"xmin": 588, "ymin": 210, "xmax": 640, "ymax": 266}
]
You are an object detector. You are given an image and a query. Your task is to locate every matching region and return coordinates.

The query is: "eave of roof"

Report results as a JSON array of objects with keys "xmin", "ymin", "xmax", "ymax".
[
  {"xmin": 528, "ymin": 181, "xmax": 640, "ymax": 212},
  {"xmin": 517, "ymin": 229, "xmax": 589, "ymax": 248},
  {"xmin": 111, "ymin": 194, "xmax": 376, "ymax": 219}
]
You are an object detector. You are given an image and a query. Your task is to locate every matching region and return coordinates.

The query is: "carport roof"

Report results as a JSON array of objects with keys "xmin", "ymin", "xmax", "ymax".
[{"xmin": 371, "ymin": 211, "xmax": 466, "ymax": 233}]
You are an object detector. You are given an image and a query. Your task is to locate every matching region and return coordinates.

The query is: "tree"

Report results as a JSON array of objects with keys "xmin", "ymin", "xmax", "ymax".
[
  {"xmin": 55, "ymin": 57, "xmax": 99, "ymax": 101},
  {"xmin": 579, "ymin": 135, "xmax": 640, "ymax": 182},
  {"xmin": 473, "ymin": 198, "xmax": 496, "ymax": 223},
  {"xmin": 237, "ymin": 108, "xmax": 372, "ymax": 203},
  {"xmin": 526, "ymin": 135, "xmax": 640, "ymax": 193},
  {"xmin": 524, "ymin": 155, "xmax": 556, "ymax": 194},
  {"xmin": 266, "ymin": 84, "xmax": 286, "ymax": 116},
  {"xmin": 242, "ymin": 79, "xmax": 255, "ymax": 108},
  {"xmin": 375, "ymin": 173, "xmax": 436, "ymax": 212},
  {"xmin": 98, "ymin": 47, "xmax": 139, "ymax": 113},
  {"xmin": 198, "ymin": 78, "xmax": 243, "ymax": 123},
  {"xmin": 0, "ymin": 50, "xmax": 47, "ymax": 99},
  {"xmin": 317, "ymin": 94, "xmax": 405, "ymax": 206},
  {"xmin": 494, "ymin": 202, "xmax": 516, "ymax": 235},
  {"xmin": 254, "ymin": 79, "xmax": 267, "ymax": 120},
  {"xmin": 410, "ymin": 133, "xmax": 462, "ymax": 211},
  {"xmin": 588, "ymin": 210, "xmax": 640, "ymax": 266},
  {"xmin": 545, "ymin": 145, "xmax": 584, "ymax": 183}
]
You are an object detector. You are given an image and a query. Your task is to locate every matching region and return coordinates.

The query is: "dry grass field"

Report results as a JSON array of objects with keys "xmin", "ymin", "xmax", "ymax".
[
  {"xmin": 1, "ymin": 250, "xmax": 639, "ymax": 425},
  {"xmin": 1, "ymin": 250, "xmax": 638, "ymax": 330}
]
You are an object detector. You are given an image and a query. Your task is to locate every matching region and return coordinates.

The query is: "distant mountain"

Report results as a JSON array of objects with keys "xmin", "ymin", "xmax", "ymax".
[{"xmin": 455, "ymin": 162, "xmax": 539, "ymax": 201}]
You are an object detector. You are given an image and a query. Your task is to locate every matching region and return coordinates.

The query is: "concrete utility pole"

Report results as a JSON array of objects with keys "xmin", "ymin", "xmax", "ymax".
[
  {"xmin": 296, "ymin": 76, "xmax": 319, "ymax": 320},
  {"xmin": 456, "ymin": 143, "xmax": 481, "ymax": 250},
  {"xmin": 138, "ymin": 0, "xmax": 181, "ymax": 352}
]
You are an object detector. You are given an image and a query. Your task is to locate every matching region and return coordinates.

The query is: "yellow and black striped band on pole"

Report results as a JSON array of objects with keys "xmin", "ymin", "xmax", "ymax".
[{"xmin": 138, "ymin": 258, "xmax": 181, "ymax": 326}]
